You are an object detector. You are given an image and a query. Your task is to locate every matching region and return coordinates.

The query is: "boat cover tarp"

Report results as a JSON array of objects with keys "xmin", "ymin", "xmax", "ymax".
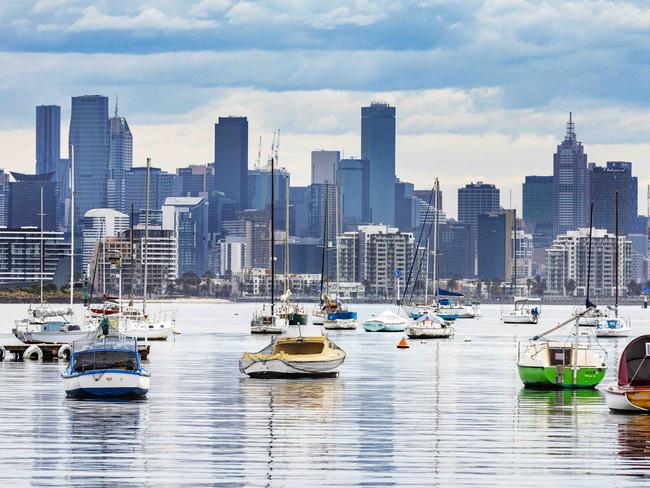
[
  {"xmin": 371, "ymin": 309, "xmax": 408, "ymax": 325},
  {"xmin": 414, "ymin": 314, "xmax": 447, "ymax": 325},
  {"xmin": 618, "ymin": 335, "xmax": 650, "ymax": 386},
  {"xmin": 437, "ymin": 288, "xmax": 464, "ymax": 297}
]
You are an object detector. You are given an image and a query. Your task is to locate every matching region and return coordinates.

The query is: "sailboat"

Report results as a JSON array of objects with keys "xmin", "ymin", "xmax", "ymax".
[
  {"xmin": 594, "ymin": 190, "xmax": 631, "ymax": 337},
  {"xmin": 604, "ymin": 335, "xmax": 650, "ymax": 411},
  {"xmin": 276, "ymin": 174, "xmax": 307, "ymax": 326},
  {"xmin": 13, "ymin": 148, "xmax": 94, "ymax": 344},
  {"xmin": 501, "ymin": 210, "xmax": 542, "ymax": 324},
  {"xmin": 324, "ymin": 185, "xmax": 357, "ymax": 330},
  {"xmin": 517, "ymin": 202, "xmax": 607, "ymax": 389},
  {"xmin": 251, "ymin": 146, "xmax": 288, "ymax": 334}
]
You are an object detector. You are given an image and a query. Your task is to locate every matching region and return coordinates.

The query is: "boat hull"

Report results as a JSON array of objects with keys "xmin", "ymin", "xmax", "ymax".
[
  {"xmin": 595, "ymin": 327, "xmax": 631, "ymax": 338},
  {"xmin": 406, "ymin": 326, "xmax": 453, "ymax": 339},
  {"xmin": 323, "ymin": 319, "xmax": 357, "ymax": 330},
  {"xmin": 502, "ymin": 315, "xmax": 538, "ymax": 324},
  {"xmin": 120, "ymin": 324, "xmax": 173, "ymax": 341},
  {"xmin": 13, "ymin": 329, "xmax": 94, "ymax": 345},
  {"xmin": 605, "ymin": 384, "xmax": 650, "ymax": 412},
  {"xmin": 288, "ymin": 313, "xmax": 308, "ymax": 326},
  {"xmin": 362, "ymin": 321, "xmax": 407, "ymax": 332},
  {"xmin": 517, "ymin": 364, "xmax": 606, "ymax": 389},
  {"xmin": 239, "ymin": 357, "xmax": 344, "ymax": 378},
  {"xmin": 63, "ymin": 370, "xmax": 150, "ymax": 398}
]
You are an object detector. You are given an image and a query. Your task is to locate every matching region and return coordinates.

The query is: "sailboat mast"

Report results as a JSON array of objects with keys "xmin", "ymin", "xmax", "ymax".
[
  {"xmin": 335, "ymin": 186, "xmax": 340, "ymax": 297},
  {"xmin": 39, "ymin": 185, "xmax": 44, "ymax": 305},
  {"xmin": 70, "ymin": 145, "xmax": 75, "ymax": 310},
  {"xmin": 513, "ymin": 209, "xmax": 517, "ymax": 296},
  {"xmin": 425, "ymin": 230, "xmax": 430, "ymax": 304},
  {"xmin": 432, "ymin": 178, "xmax": 439, "ymax": 305},
  {"xmin": 319, "ymin": 184, "xmax": 329, "ymax": 304},
  {"xmin": 270, "ymin": 152, "xmax": 275, "ymax": 315},
  {"xmin": 130, "ymin": 203, "xmax": 134, "ymax": 300},
  {"xmin": 615, "ymin": 190, "xmax": 619, "ymax": 314},
  {"xmin": 586, "ymin": 201, "xmax": 594, "ymax": 307},
  {"xmin": 284, "ymin": 174, "xmax": 289, "ymax": 294},
  {"xmin": 143, "ymin": 157, "xmax": 150, "ymax": 315}
]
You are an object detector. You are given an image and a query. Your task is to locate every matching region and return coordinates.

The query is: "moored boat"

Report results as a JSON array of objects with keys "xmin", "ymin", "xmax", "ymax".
[
  {"xmin": 13, "ymin": 305, "xmax": 93, "ymax": 344},
  {"xmin": 62, "ymin": 336, "xmax": 150, "ymax": 398},
  {"xmin": 240, "ymin": 325, "xmax": 346, "ymax": 378},
  {"xmin": 324, "ymin": 310, "xmax": 358, "ymax": 330},
  {"xmin": 363, "ymin": 309, "xmax": 408, "ymax": 332},
  {"xmin": 406, "ymin": 313, "xmax": 453, "ymax": 339},
  {"xmin": 501, "ymin": 297, "xmax": 541, "ymax": 324},
  {"xmin": 605, "ymin": 335, "xmax": 650, "ymax": 412}
]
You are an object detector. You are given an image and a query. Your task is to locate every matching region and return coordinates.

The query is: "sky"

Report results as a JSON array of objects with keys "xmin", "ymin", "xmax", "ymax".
[{"xmin": 2, "ymin": 0, "xmax": 650, "ymax": 218}]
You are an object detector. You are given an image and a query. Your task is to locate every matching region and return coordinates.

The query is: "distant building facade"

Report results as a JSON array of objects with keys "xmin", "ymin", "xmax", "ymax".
[
  {"xmin": 337, "ymin": 158, "xmax": 370, "ymax": 231},
  {"xmin": 439, "ymin": 221, "xmax": 474, "ymax": 279},
  {"xmin": 311, "ymin": 150, "xmax": 340, "ymax": 184},
  {"xmin": 458, "ymin": 181, "xmax": 500, "ymax": 240},
  {"xmin": 214, "ymin": 116, "xmax": 248, "ymax": 210},
  {"xmin": 162, "ymin": 197, "xmax": 209, "ymax": 277},
  {"xmin": 82, "ymin": 208, "xmax": 130, "ymax": 273},
  {"xmin": 590, "ymin": 161, "xmax": 636, "ymax": 236},
  {"xmin": 477, "ymin": 210, "xmax": 514, "ymax": 281},
  {"xmin": 107, "ymin": 110, "xmax": 133, "ymax": 213},
  {"xmin": 8, "ymin": 172, "xmax": 57, "ymax": 231},
  {"xmin": 522, "ymin": 175, "xmax": 553, "ymax": 248}
]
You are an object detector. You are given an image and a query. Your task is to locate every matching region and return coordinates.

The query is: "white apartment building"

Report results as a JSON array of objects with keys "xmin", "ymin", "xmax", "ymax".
[
  {"xmin": 82, "ymin": 208, "xmax": 130, "ymax": 273},
  {"xmin": 545, "ymin": 228, "xmax": 631, "ymax": 296},
  {"xmin": 512, "ymin": 230, "xmax": 534, "ymax": 279}
]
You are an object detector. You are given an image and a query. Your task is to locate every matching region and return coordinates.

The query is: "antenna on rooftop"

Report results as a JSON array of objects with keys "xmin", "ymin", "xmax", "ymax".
[{"xmin": 114, "ymin": 94, "xmax": 118, "ymax": 118}]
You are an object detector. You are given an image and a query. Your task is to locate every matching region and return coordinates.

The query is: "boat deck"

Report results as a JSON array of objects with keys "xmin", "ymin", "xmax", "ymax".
[{"xmin": 0, "ymin": 343, "xmax": 151, "ymax": 361}]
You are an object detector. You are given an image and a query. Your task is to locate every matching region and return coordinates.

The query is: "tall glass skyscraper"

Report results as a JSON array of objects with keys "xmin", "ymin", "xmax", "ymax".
[
  {"xmin": 35, "ymin": 105, "xmax": 61, "ymax": 175},
  {"xmin": 337, "ymin": 158, "xmax": 370, "ymax": 230},
  {"xmin": 522, "ymin": 175, "xmax": 553, "ymax": 248},
  {"xmin": 214, "ymin": 116, "xmax": 248, "ymax": 210},
  {"xmin": 69, "ymin": 95, "xmax": 109, "ymax": 263},
  {"xmin": 552, "ymin": 113, "xmax": 589, "ymax": 237},
  {"xmin": 361, "ymin": 102, "xmax": 396, "ymax": 225},
  {"xmin": 108, "ymin": 106, "xmax": 133, "ymax": 213}
]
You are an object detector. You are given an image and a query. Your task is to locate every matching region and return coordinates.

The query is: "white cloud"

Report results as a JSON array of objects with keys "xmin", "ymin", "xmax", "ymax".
[
  {"xmin": 31, "ymin": 0, "xmax": 71, "ymax": 14},
  {"xmin": 189, "ymin": 0, "xmax": 232, "ymax": 16}
]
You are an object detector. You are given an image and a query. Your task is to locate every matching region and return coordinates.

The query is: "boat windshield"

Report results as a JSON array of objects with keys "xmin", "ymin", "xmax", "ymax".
[
  {"xmin": 274, "ymin": 340, "xmax": 324, "ymax": 355},
  {"xmin": 73, "ymin": 351, "xmax": 138, "ymax": 372}
]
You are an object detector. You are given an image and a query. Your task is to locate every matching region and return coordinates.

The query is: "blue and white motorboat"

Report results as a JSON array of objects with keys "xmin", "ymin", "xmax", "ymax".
[
  {"xmin": 324, "ymin": 310, "xmax": 358, "ymax": 330},
  {"xmin": 595, "ymin": 314, "xmax": 631, "ymax": 337},
  {"xmin": 62, "ymin": 336, "xmax": 150, "ymax": 398},
  {"xmin": 362, "ymin": 309, "xmax": 408, "ymax": 332}
]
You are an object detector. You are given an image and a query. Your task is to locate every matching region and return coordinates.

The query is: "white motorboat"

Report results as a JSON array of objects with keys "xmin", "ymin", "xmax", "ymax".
[
  {"xmin": 594, "ymin": 315, "xmax": 631, "ymax": 337},
  {"xmin": 240, "ymin": 325, "xmax": 345, "ymax": 378},
  {"xmin": 501, "ymin": 297, "xmax": 541, "ymax": 324},
  {"xmin": 406, "ymin": 313, "xmax": 454, "ymax": 339},
  {"xmin": 87, "ymin": 301, "xmax": 177, "ymax": 340},
  {"xmin": 363, "ymin": 309, "xmax": 409, "ymax": 332},
  {"xmin": 62, "ymin": 336, "xmax": 150, "ymax": 398},
  {"xmin": 604, "ymin": 335, "xmax": 650, "ymax": 412},
  {"xmin": 251, "ymin": 310, "xmax": 288, "ymax": 335},
  {"xmin": 13, "ymin": 304, "xmax": 93, "ymax": 344}
]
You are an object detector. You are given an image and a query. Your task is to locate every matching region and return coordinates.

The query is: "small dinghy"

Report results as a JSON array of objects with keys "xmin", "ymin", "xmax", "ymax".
[
  {"xmin": 62, "ymin": 336, "xmax": 150, "ymax": 398},
  {"xmin": 406, "ymin": 313, "xmax": 454, "ymax": 339},
  {"xmin": 605, "ymin": 335, "xmax": 650, "ymax": 412},
  {"xmin": 239, "ymin": 325, "xmax": 345, "ymax": 378},
  {"xmin": 362, "ymin": 309, "xmax": 408, "ymax": 332}
]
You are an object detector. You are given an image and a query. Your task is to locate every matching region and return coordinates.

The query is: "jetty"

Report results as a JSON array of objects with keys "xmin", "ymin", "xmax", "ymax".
[{"xmin": 0, "ymin": 343, "xmax": 151, "ymax": 361}]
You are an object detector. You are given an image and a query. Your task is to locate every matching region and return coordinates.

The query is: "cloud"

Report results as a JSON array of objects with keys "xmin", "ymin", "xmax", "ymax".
[
  {"xmin": 38, "ymin": 6, "xmax": 218, "ymax": 32},
  {"xmin": 190, "ymin": 0, "xmax": 232, "ymax": 16},
  {"xmin": 31, "ymin": 0, "xmax": 71, "ymax": 14}
]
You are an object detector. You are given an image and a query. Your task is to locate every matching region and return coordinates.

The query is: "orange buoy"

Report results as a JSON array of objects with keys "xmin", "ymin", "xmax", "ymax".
[{"xmin": 397, "ymin": 337, "xmax": 409, "ymax": 349}]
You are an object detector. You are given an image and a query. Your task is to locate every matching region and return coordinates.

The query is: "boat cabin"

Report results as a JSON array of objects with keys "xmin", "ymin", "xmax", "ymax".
[
  {"xmin": 617, "ymin": 335, "xmax": 650, "ymax": 387},
  {"xmin": 69, "ymin": 338, "xmax": 142, "ymax": 374}
]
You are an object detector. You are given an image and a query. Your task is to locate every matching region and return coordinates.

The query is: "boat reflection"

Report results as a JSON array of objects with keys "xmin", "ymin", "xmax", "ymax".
[
  {"xmin": 616, "ymin": 414, "xmax": 650, "ymax": 459},
  {"xmin": 517, "ymin": 387, "xmax": 603, "ymax": 414}
]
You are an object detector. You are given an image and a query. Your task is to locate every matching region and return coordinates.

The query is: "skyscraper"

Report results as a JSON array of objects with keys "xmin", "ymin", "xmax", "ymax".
[
  {"xmin": 214, "ymin": 116, "xmax": 248, "ymax": 210},
  {"xmin": 477, "ymin": 210, "xmax": 514, "ymax": 281},
  {"xmin": 311, "ymin": 150, "xmax": 340, "ymax": 184},
  {"xmin": 8, "ymin": 172, "xmax": 57, "ymax": 231},
  {"xmin": 69, "ymin": 95, "xmax": 109, "ymax": 262},
  {"xmin": 457, "ymin": 181, "xmax": 500, "ymax": 239},
  {"xmin": 590, "ymin": 161, "xmax": 635, "ymax": 236},
  {"xmin": 107, "ymin": 103, "xmax": 133, "ymax": 213},
  {"xmin": 522, "ymin": 175, "xmax": 553, "ymax": 248},
  {"xmin": 162, "ymin": 196, "xmax": 210, "ymax": 276},
  {"xmin": 35, "ymin": 105, "xmax": 61, "ymax": 175},
  {"xmin": 361, "ymin": 102, "xmax": 396, "ymax": 225},
  {"xmin": 553, "ymin": 113, "xmax": 589, "ymax": 237},
  {"xmin": 337, "ymin": 158, "xmax": 370, "ymax": 231},
  {"xmin": 124, "ymin": 166, "xmax": 182, "ymax": 218}
]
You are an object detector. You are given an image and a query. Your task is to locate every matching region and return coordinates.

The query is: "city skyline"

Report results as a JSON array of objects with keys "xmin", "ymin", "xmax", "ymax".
[{"xmin": 2, "ymin": 1, "xmax": 650, "ymax": 217}]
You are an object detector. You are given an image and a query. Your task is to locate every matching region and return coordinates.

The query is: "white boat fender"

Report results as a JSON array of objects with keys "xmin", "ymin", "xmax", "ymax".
[
  {"xmin": 23, "ymin": 345, "xmax": 43, "ymax": 361},
  {"xmin": 0, "ymin": 345, "xmax": 6, "ymax": 361},
  {"xmin": 464, "ymin": 336, "xmax": 471, "ymax": 342},
  {"xmin": 57, "ymin": 344, "xmax": 72, "ymax": 360}
]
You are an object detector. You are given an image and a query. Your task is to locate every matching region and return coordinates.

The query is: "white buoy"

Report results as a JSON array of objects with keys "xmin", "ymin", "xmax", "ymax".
[{"xmin": 464, "ymin": 336, "xmax": 471, "ymax": 342}]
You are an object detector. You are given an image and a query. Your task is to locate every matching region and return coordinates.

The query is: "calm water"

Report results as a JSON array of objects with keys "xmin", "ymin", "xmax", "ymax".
[{"xmin": 1, "ymin": 302, "xmax": 650, "ymax": 487}]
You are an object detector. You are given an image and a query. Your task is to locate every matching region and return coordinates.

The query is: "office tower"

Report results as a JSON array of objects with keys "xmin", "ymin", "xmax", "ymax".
[
  {"xmin": 311, "ymin": 150, "xmax": 340, "ymax": 184},
  {"xmin": 590, "ymin": 161, "xmax": 635, "ymax": 235},
  {"xmin": 0, "ymin": 228, "xmax": 70, "ymax": 285},
  {"xmin": 107, "ymin": 104, "xmax": 133, "ymax": 213},
  {"xmin": 439, "ymin": 221, "xmax": 474, "ymax": 279},
  {"xmin": 361, "ymin": 102, "xmax": 396, "ymax": 225},
  {"xmin": 309, "ymin": 183, "xmax": 339, "ymax": 241},
  {"xmin": 546, "ymin": 228, "xmax": 631, "ymax": 296},
  {"xmin": 247, "ymin": 166, "xmax": 289, "ymax": 231},
  {"xmin": 36, "ymin": 105, "xmax": 61, "ymax": 175},
  {"xmin": 214, "ymin": 116, "xmax": 248, "ymax": 210},
  {"xmin": 82, "ymin": 208, "xmax": 130, "ymax": 273},
  {"xmin": 162, "ymin": 197, "xmax": 209, "ymax": 277},
  {"xmin": 337, "ymin": 158, "xmax": 370, "ymax": 231},
  {"xmin": 273, "ymin": 237, "xmax": 323, "ymax": 274},
  {"xmin": 289, "ymin": 186, "xmax": 311, "ymax": 237},
  {"xmin": 124, "ymin": 167, "xmax": 182, "ymax": 219},
  {"xmin": 207, "ymin": 191, "xmax": 239, "ymax": 236},
  {"xmin": 522, "ymin": 176, "xmax": 553, "ymax": 248},
  {"xmin": 223, "ymin": 209, "xmax": 271, "ymax": 269},
  {"xmin": 177, "ymin": 164, "xmax": 214, "ymax": 197},
  {"xmin": 457, "ymin": 181, "xmax": 500, "ymax": 238},
  {"xmin": 8, "ymin": 172, "xmax": 57, "ymax": 231},
  {"xmin": 395, "ymin": 180, "xmax": 420, "ymax": 233},
  {"xmin": 69, "ymin": 95, "xmax": 109, "ymax": 264},
  {"xmin": 477, "ymin": 210, "xmax": 514, "ymax": 281},
  {"xmin": 553, "ymin": 113, "xmax": 589, "ymax": 237}
]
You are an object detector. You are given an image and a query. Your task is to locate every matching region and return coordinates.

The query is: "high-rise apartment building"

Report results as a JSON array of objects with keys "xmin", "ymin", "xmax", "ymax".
[
  {"xmin": 522, "ymin": 175, "xmax": 553, "ymax": 248},
  {"xmin": 214, "ymin": 116, "xmax": 248, "ymax": 210},
  {"xmin": 553, "ymin": 113, "xmax": 589, "ymax": 237},
  {"xmin": 590, "ymin": 161, "xmax": 636, "ymax": 236},
  {"xmin": 35, "ymin": 105, "xmax": 61, "ymax": 175},
  {"xmin": 361, "ymin": 102, "xmax": 396, "ymax": 225},
  {"xmin": 457, "ymin": 181, "xmax": 500, "ymax": 239},
  {"xmin": 69, "ymin": 95, "xmax": 109, "ymax": 264},
  {"xmin": 82, "ymin": 208, "xmax": 130, "ymax": 273},
  {"xmin": 395, "ymin": 180, "xmax": 420, "ymax": 233},
  {"xmin": 162, "ymin": 196, "xmax": 209, "ymax": 277},
  {"xmin": 337, "ymin": 158, "xmax": 370, "ymax": 230},
  {"xmin": 311, "ymin": 150, "xmax": 340, "ymax": 184},
  {"xmin": 107, "ymin": 106, "xmax": 133, "ymax": 213}
]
